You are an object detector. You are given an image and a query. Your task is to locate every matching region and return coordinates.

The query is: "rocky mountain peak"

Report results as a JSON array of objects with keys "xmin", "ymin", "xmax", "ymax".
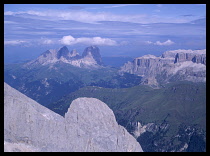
[
  {"xmin": 24, "ymin": 46, "xmax": 103, "ymax": 68},
  {"xmin": 57, "ymin": 46, "xmax": 70, "ymax": 59},
  {"xmin": 4, "ymin": 82, "xmax": 143, "ymax": 152},
  {"xmin": 82, "ymin": 46, "xmax": 103, "ymax": 65},
  {"xmin": 70, "ymin": 49, "xmax": 79, "ymax": 57}
]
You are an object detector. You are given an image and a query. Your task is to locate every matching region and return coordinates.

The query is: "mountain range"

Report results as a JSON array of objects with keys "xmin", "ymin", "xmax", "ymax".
[
  {"xmin": 4, "ymin": 46, "xmax": 142, "ymax": 106},
  {"xmin": 24, "ymin": 45, "xmax": 103, "ymax": 68},
  {"xmin": 4, "ymin": 45, "xmax": 206, "ymax": 152},
  {"xmin": 119, "ymin": 49, "xmax": 206, "ymax": 87}
]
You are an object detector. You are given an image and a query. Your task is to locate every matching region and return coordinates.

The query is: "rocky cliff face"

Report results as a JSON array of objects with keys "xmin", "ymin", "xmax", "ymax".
[
  {"xmin": 119, "ymin": 49, "xmax": 206, "ymax": 86},
  {"xmin": 82, "ymin": 46, "xmax": 103, "ymax": 65},
  {"xmin": 161, "ymin": 49, "xmax": 206, "ymax": 65},
  {"xmin": 4, "ymin": 82, "xmax": 143, "ymax": 152},
  {"xmin": 24, "ymin": 46, "xmax": 103, "ymax": 68}
]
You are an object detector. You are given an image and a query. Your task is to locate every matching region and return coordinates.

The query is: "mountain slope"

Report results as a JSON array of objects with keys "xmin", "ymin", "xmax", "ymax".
[
  {"xmin": 4, "ymin": 82, "xmax": 143, "ymax": 152},
  {"xmin": 49, "ymin": 81, "xmax": 206, "ymax": 152},
  {"xmin": 4, "ymin": 62, "xmax": 142, "ymax": 107}
]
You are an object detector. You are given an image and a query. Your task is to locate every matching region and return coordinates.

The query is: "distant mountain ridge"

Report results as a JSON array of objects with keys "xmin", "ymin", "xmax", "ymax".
[
  {"xmin": 119, "ymin": 49, "xmax": 206, "ymax": 87},
  {"xmin": 24, "ymin": 46, "xmax": 103, "ymax": 68}
]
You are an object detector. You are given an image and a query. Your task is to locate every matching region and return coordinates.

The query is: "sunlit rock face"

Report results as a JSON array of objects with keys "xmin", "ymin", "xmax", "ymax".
[
  {"xmin": 119, "ymin": 49, "xmax": 206, "ymax": 86},
  {"xmin": 4, "ymin": 83, "xmax": 143, "ymax": 152},
  {"xmin": 24, "ymin": 46, "xmax": 103, "ymax": 69}
]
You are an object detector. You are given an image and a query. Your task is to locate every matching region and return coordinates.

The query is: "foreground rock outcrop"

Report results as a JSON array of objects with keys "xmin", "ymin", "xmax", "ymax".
[
  {"xmin": 119, "ymin": 49, "xmax": 206, "ymax": 86},
  {"xmin": 4, "ymin": 83, "xmax": 142, "ymax": 152}
]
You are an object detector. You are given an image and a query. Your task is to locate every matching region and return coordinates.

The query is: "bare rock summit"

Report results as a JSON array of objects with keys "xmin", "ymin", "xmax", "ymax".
[{"xmin": 24, "ymin": 46, "xmax": 103, "ymax": 69}]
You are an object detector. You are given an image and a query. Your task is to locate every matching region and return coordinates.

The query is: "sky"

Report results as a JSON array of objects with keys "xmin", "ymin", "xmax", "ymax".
[{"xmin": 4, "ymin": 4, "xmax": 206, "ymax": 63}]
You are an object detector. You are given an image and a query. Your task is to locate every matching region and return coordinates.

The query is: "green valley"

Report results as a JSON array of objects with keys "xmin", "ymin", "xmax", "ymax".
[{"xmin": 49, "ymin": 81, "xmax": 206, "ymax": 151}]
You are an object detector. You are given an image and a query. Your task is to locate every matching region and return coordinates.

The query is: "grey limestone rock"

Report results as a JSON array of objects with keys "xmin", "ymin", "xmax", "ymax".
[
  {"xmin": 119, "ymin": 49, "xmax": 206, "ymax": 86},
  {"xmin": 24, "ymin": 46, "xmax": 103, "ymax": 69},
  {"xmin": 82, "ymin": 46, "xmax": 103, "ymax": 65},
  {"xmin": 4, "ymin": 83, "xmax": 143, "ymax": 152},
  {"xmin": 70, "ymin": 49, "xmax": 80, "ymax": 58}
]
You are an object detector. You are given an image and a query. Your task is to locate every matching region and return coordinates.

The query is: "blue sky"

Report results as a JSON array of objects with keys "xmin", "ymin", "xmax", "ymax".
[{"xmin": 4, "ymin": 4, "xmax": 206, "ymax": 63}]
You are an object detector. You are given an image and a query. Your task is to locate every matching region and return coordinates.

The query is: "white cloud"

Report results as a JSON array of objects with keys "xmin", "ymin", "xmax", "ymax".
[
  {"xmin": 4, "ymin": 11, "xmax": 15, "ymax": 15},
  {"xmin": 60, "ymin": 35, "xmax": 117, "ymax": 46},
  {"xmin": 145, "ymin": 39, "xmax": 175, "ymax": 46},
  {"xmin": 4, "ymin": 9, "xmax": 190, "ymax": 24},
  {"xmin": 145, "ymin": 41, "xmax": 153, "ymax": 44},
  {"xmin": 14, "ymin": 31, "xmax": 55, "ymax": 35},
  {"xmin": 154, "ymin": 39, "xmax": 175, "ymax": 46},
  {"xmin": 4, "ymin": 36, "xmax": 117, "ymax": 47},
  {"xmin": 91, "ymin": 37, "xmax": 117, "ymax": 46},
  {"xmin": 4, "ymin": 40, "xmax": 27, "ymax": 45},
  {"xmin": 41, "ymin": 38, "xmax": 54, "ymax": 45},
  {"xmin": 60, "ymin": 35, "xmax": 75, "ymax": 45},
  {"xmin": 4, "ymin": 20, "xmax": 17, "ymax": 24}
]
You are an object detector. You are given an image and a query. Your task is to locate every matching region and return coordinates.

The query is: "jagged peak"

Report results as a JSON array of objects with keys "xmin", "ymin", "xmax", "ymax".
[
  {"xmin": 24, "ymin": 46, "xmax": 103, "ymax": 68},
  {"xmin": 49, "ymin": 49, "xmax": 57, "ymax": 53},
  {"xmin": 57, "ymin": 46, "xmax": 70, "ymax": 59},
  {"xmin": 82, "ymin": 45, "xmax": 102, "ymax": 65},
  {"xmin": 58, "ymin": 45, "xmax": 68, "ymax": 51}
]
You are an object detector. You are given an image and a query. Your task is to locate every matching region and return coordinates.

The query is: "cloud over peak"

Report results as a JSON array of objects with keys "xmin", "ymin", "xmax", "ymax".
[
  {"xmin": 60, "ymin": 35, "xmax": 117, "ymax": 46},
  {"xmin": 4, "ymin": 35, "xmax": 118, "ymax": 47}
]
